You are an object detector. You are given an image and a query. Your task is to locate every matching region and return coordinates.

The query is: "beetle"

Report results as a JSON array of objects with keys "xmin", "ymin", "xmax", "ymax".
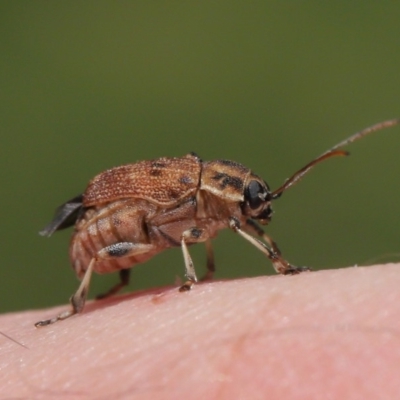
[{"xmin": 36, "ymin": 119, "xmax": 399, "ymax": 327}]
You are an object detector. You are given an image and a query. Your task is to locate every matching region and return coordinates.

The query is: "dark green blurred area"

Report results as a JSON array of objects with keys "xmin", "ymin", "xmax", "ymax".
[{"xmin": 1, "ymin": 2, "xmax": 399, "ymax": 314}]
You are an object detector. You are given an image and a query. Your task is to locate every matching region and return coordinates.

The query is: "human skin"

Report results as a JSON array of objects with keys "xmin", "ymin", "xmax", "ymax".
[{"xmin": 1, "ymin": 263, "xmax": 399, "ymax": 400}]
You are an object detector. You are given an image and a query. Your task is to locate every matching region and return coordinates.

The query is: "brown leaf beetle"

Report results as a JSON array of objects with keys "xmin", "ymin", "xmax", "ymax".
[{"xmin": 36, "ymin": 119, "xmax": 399, "ymax": 327}]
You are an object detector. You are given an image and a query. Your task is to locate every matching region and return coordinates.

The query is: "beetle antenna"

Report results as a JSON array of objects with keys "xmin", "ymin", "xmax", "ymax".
[{"xmin": 272, "ymin": 118, "xmax": 400, "ymax": 199}]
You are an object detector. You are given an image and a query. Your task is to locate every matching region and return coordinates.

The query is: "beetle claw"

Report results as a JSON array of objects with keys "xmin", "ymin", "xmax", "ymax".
[
  {"xmin": 283, "ymin": 265, "xmax": 312, "ymax": 275},
  {"xmin": 179, "ymin": 280, "xmax": 194, "ymax": 292}
]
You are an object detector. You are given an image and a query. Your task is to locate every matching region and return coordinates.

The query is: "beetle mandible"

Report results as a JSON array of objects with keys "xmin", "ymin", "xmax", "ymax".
[{"xmin": 36, "ymin": 119, "xmax": 399, "ymax": 327}]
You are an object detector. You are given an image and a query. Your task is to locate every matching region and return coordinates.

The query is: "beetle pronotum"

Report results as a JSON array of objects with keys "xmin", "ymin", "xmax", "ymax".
[{"xmin": 36, "ymin": 119, "xmax": 399, "ymax": 327}]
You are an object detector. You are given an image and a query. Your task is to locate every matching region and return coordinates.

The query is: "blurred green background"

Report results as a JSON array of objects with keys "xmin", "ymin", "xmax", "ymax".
[{"xmin": 1, "ymin": 2, "xmax": 399, "ymax": 314}]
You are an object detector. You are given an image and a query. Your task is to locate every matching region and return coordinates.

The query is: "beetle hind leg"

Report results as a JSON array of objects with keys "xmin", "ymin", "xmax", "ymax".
[
  {"xmin": 35, "ymin": 241, "xmax": 155, "ymax": 327},
  {"xmin": 35, "ymin": 256, "xmax": 96, "ymax": 327}
]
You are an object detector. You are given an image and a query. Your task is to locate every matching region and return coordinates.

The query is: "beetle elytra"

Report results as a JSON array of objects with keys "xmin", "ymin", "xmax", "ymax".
[{"xmin": 36, "ymin": 119, "xmax": 399, "ymax": 327}]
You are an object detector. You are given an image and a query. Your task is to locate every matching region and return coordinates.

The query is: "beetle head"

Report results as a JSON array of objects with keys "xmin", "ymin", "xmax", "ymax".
[{"xmin": 241, "ymin": 177, "xmax": 273, "ymax": 224}]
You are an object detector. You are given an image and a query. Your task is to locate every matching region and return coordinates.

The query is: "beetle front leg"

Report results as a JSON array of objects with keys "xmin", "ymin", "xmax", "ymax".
[
  {"xmin": 229, "ymin": 217, "xmax": 310, "ymax": 275},
  {"xmin": 92, "ymin": 242, "xmax": 154, "ymax": 299}
]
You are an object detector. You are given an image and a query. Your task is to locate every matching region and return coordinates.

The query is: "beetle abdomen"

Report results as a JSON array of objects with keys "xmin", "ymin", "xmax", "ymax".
[{"xmin": 70, "ymin": 199, "xmax": 159, "ymax": 277}]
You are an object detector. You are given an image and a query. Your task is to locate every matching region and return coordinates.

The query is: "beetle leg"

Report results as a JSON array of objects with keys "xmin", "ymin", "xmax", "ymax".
[
  {"xmin": 35, "ymin": 242, "xmax": 154, "ymax": 327},
  {"xmin": 229, "ymin": 217, "xmax": 310, "ymax": 275},
  {"xmin": 89, "ymin": 242, "xmax": 154, "ymax": 299},
  {"xmin": 200, "ymin": 238, "xmax": 215, "ymax": 281},
  {"xmin": 96, "ymin": 268, "xmax": 131, "ymax": 300},
  {"xmin": 244, "ymin": 219, "xmax": 286, "ymax": 258},
  {"xmin": 244, "ymin": 220, "xmax": 307, "ymax": 273},
  {"xmin": 179, "ymin": 228, "xmax": 208, "ymax": 291},
  {"xmin": 97, "ymin": 242, "xmax": 155, "ymax": 259},
  {"xmin": 35, "ymin": 256, "xmax": 96, "ymax": 327}
]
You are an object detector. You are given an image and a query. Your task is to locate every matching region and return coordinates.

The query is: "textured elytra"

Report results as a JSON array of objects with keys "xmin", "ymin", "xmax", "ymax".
[{"xmin": 83, "ymin": 155, "xmax": 201, "ymax": 207}]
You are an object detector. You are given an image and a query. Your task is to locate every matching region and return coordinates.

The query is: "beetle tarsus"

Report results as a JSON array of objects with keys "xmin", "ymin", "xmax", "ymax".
[
  {"xmin": 282, "ymin": 265, "xmax": 312, "ymax": 275},
  {"xmin": 35, "ymin": 308, "xmax": 76, "ymax": 327},
  {"xmin": 179, "ymin": 280, "xmax": 195, "ymax": 291}
]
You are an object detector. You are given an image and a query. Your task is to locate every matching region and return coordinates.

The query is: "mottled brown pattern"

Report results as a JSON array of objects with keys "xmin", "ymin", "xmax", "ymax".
[{"xmin": 83, "ymin": 155, "xmax": 201, "ymax": 207}]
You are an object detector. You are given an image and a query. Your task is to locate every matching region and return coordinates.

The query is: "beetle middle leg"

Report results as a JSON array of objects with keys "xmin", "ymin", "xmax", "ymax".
[
  {"xmin": 179, "ymin": 227, "xmax": 211, "ymax": 291},
  {"xmin": 35, "ymin": 242, "xmax": 154, "ymax": 327},
  {"xmin": 229, "ymin": 217, "xmax": 310, "ymax": 275},
  {"xmin": 96, "ymin": 268, "xmax": 131, "ymax": 300},
  {"xmin": 200, "ymin": 238, "xmax": 215, "ymax": 281}
]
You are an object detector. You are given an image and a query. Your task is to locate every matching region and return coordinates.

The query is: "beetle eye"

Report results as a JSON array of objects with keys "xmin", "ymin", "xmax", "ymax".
[{"xmin": 245, "ymin": 180, "xmax": 268, "ymax": 210}]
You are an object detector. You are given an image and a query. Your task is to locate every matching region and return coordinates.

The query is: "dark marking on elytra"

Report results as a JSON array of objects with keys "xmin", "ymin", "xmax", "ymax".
[
  {"xmin": 150, "ymin": 169, "xmax": 163, "ymax": 177},
  {"xmin": 151, "ymin": 161, "xmax": 167, "ymax": 168},
  {"xmin": 212, "ymin": 173, "xmax": 244, "ymax": 190},
  {"xmin": 168, "ymin": 188, "xmax": 181, "ymax": 199},
  {"xmin": 179, "ymin": 175, "xmax": 192, "ymax": 185}
]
